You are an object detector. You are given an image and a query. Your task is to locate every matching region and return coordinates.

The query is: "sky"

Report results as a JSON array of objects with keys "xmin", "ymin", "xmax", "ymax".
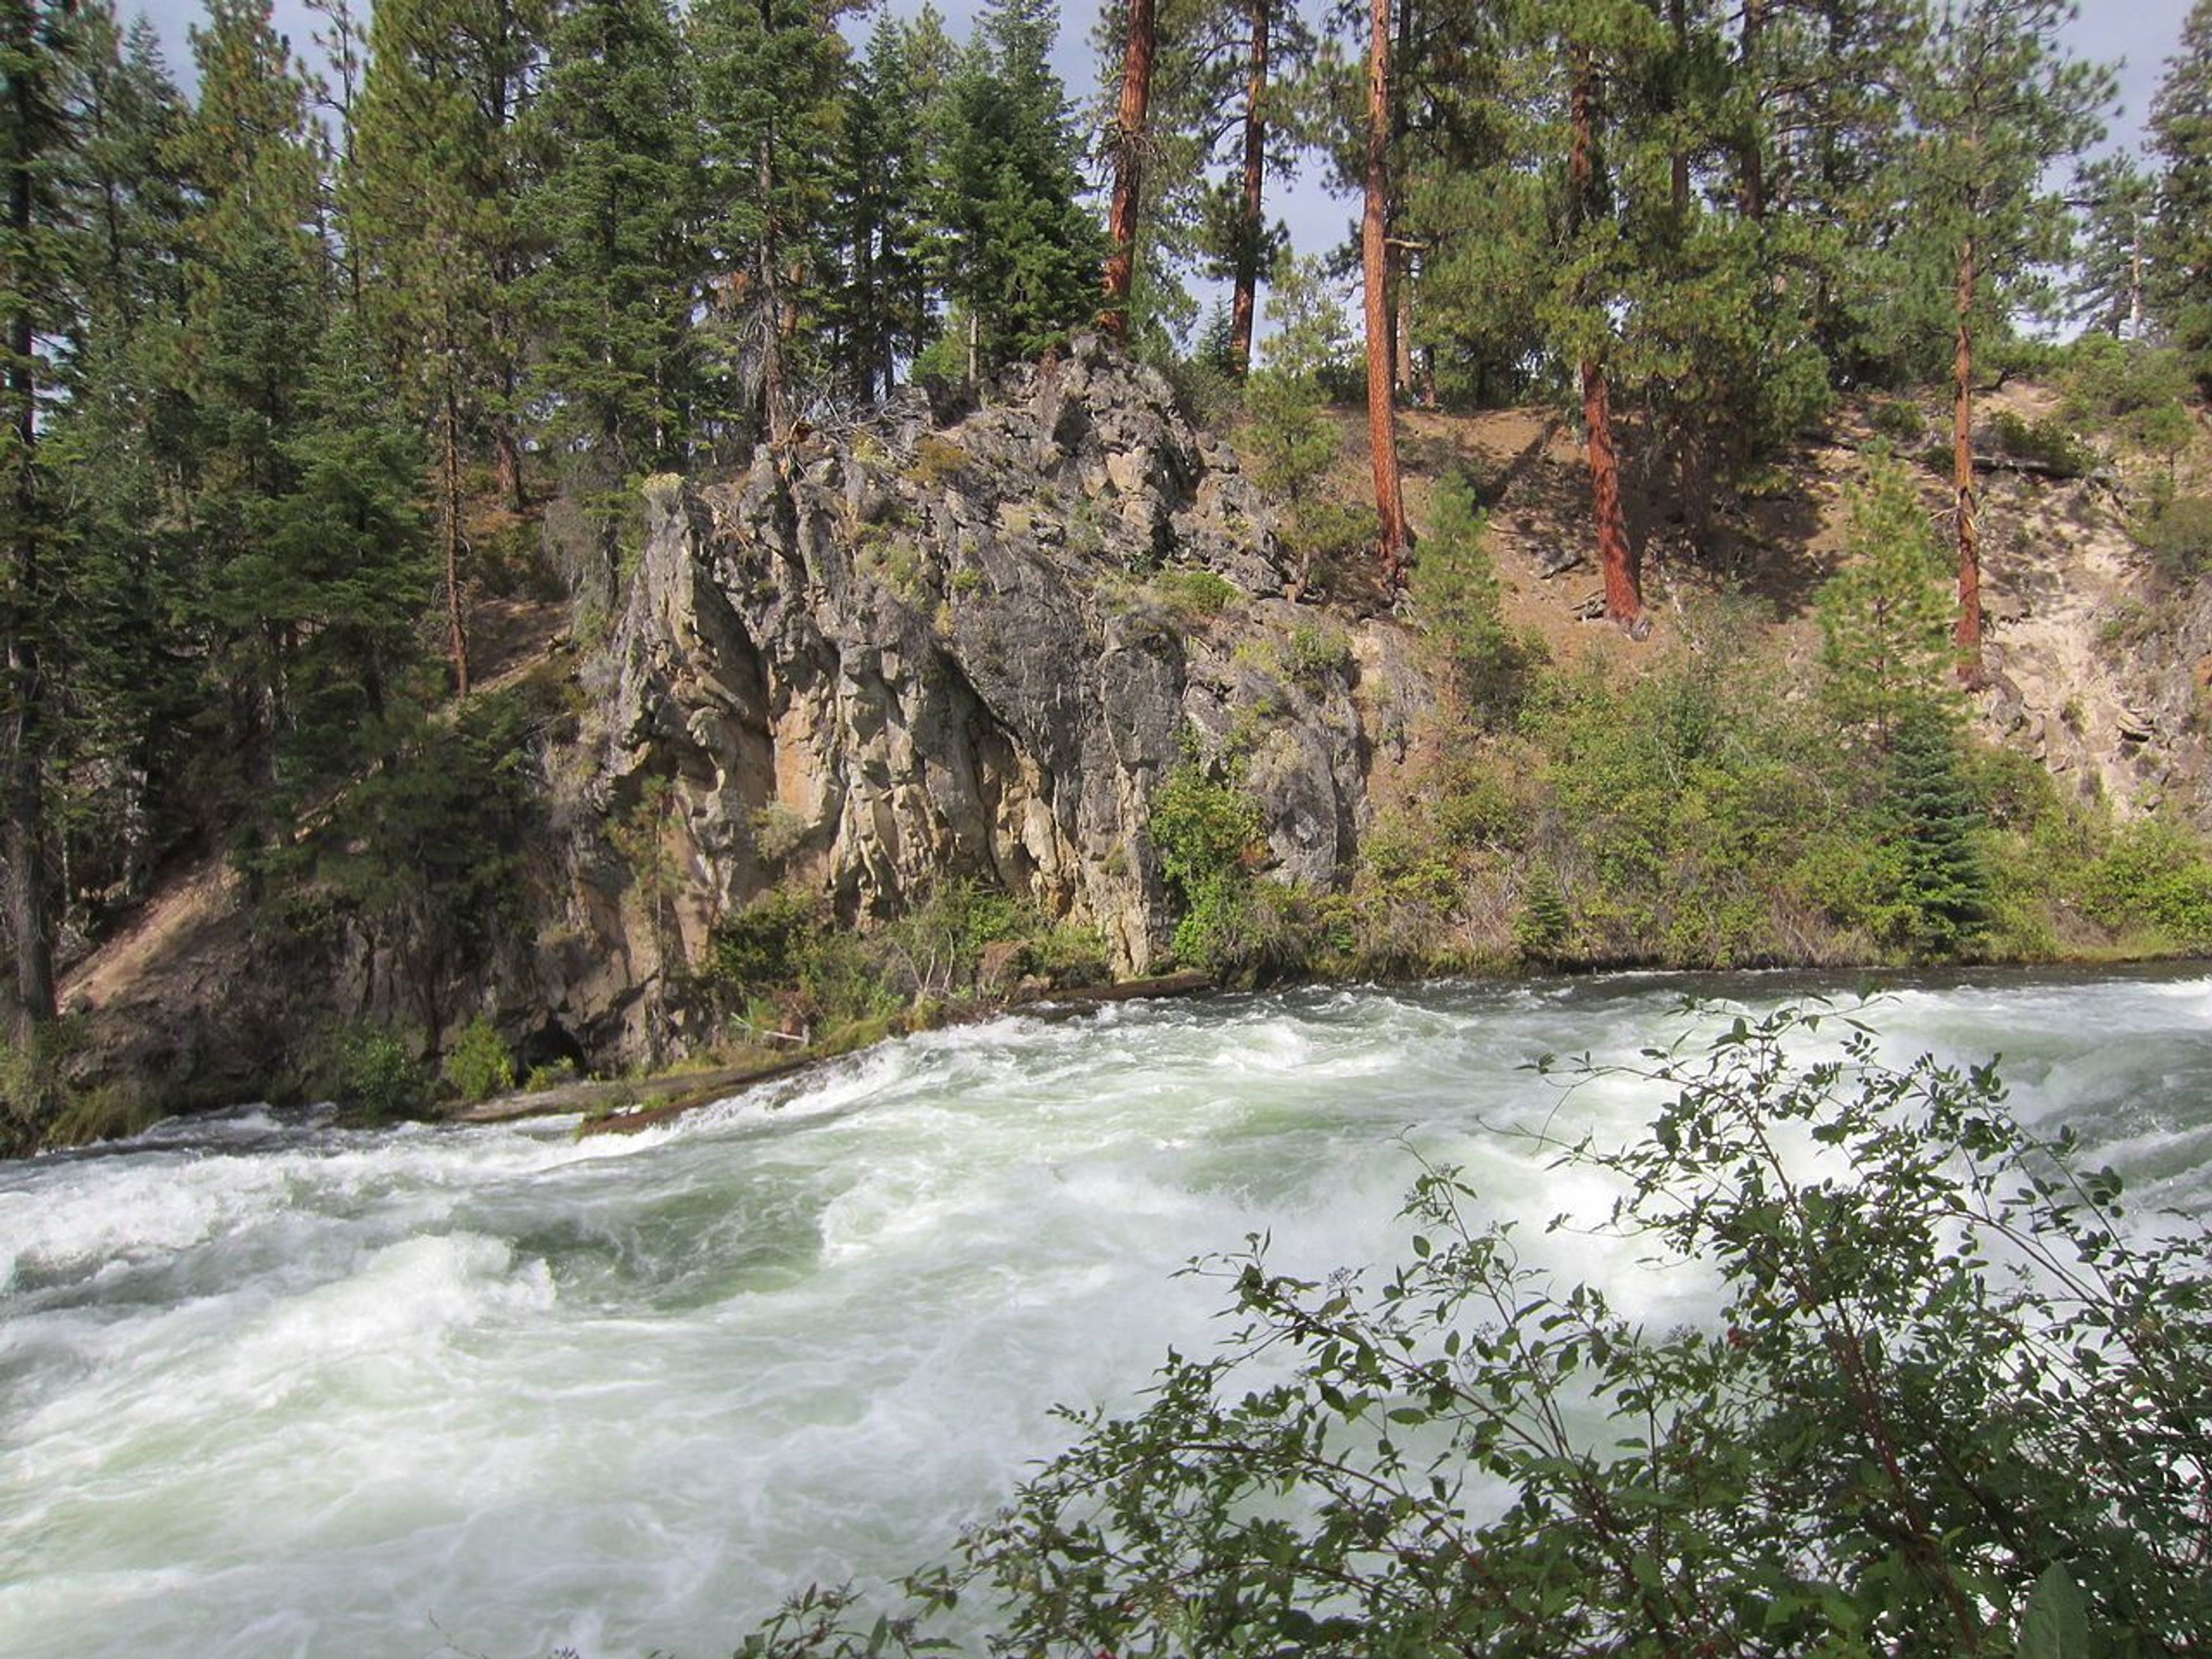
[{"xmin": 130, "ymin": 0, "xmax": 2196, "ymax": 317}]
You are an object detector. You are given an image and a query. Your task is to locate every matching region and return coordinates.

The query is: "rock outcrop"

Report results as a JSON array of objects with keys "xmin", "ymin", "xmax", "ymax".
[{"xmin": 575, "ymin": 335, "xmax": 1425, "ymax": 1054}]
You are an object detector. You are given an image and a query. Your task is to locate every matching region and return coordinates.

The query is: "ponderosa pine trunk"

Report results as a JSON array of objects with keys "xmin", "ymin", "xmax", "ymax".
[
  {"xmin": 1569, "ymin": 44, "xmax": 1641, "ymax": 632},
  {"xmin": 1228, "ymin": 0, "xmax": 1269, "ymax": 377},
  {"xmin": 442, "ymin": 366, "xmax": 473, "ymax": 698},
  {"xmin": 1739, "ymin": 0, "xmax": 1767, "ymax": 219},
  {"xmin": 3, "ymin": 0, "xmax": 55, "ymax": 1038},
  {"xmin": 1363, "ymin": 0, "xmax": 1407, "ymax": 579},
  {"xmin": 1670, "ymin": 0, "xmax": 1691, "ymax": 215},
  {"xmin": 1953, "ymin": 227, "xmax": 1981, "ymax": 681},
  {"xmin": 1101, "ymin": 0, "xmax": 1159, "ymax": 342}
]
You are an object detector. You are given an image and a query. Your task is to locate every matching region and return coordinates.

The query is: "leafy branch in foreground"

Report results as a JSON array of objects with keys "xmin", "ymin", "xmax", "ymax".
[{"xmin": 733, "ymin": 1006, "xmax": 2212, "ymax": 1659}]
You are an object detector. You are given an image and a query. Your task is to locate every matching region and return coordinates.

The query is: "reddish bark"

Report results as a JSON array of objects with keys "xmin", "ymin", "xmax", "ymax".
[
  {"xmin": 1228, "ymin": 0, "xmax": 1269, "ymax": 378},
  {"xmin": 1101, "ymin": 0, "xmax": 1159, "ymax": 343},
  {"xmin": 1363, "ymin": 0, "xmax": 1407, "ymax": 578},
  {"xmin": 1582, "ymin": 358, "xmax": 1641, "ymax": 630}
]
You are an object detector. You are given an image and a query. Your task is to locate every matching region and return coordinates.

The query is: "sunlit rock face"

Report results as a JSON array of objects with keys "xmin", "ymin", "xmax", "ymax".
[{"xmin": 594, "ymin": 333, "xmax": 1427, "ymax": 995}]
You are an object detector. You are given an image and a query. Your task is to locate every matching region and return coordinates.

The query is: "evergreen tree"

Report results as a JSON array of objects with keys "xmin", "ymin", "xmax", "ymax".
[
  {"xmin": 934, "ymin": 0, "xmax": 1103, "ymax": 377},
  {"xmin": 1817, "ymin": 455, "xmax": 1960, "ymax": 751},
  {"xmin": 0, "ymin": 0, "xmax": 81, "ymax": 1034},
  {"xmin": 2071, "ymin": 152, "xmax": 2154, "ymax": 341},
  {"xmin": 1100, "ymin": 0, "xmax": 1160, "ymax": 342},
  {"xmin": 825, "ymin": 12, "xmax": 945, "ymax": 402},
  {"xmin": 1360, "ymin": 0, "xmax": 1407, "ymax": 577},
  {"xmin": 2152, "ymin": 0, "xmax": 2212, "ymax": 364},
  {"xmin": 690, "ymin": 0, "xmax": 846, "ymax": 441},
  {"xmin": 1892, "ymin": 0, "xmax": 2109, "ymax": 680},
  {"xmin": 172, "ymin": 0, "xmax": 351, "ymax": 851},
  {"xmin": 526, "ymin": 0, "xmax": 699, "ymax": 569},
  {"xmin": 43, "ymin": 10, "xmax": 198, "ymax": 908},
  {"xmin": 1880, "ymin": 710, "xmax": 1988, "ymax": 959},
  {"xmin": 352, "ymin": 0, "xmax": 549, "ymax": 691},
  {"xmin": 247, "ymin": 318, "xmax": 431, "ymax": 804}
]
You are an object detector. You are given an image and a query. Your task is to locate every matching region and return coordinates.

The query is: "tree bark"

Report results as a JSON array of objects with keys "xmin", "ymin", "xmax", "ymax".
[
  {"xmin": 1570, "ymin": 44, "xmax": 1641, "ymax": 632},
  {"xmin": 3, "ymin": 0, "xmax": 55, "ymax": 1038},
  {"xmin": 1101, "ymin": 0, "xmax": 1158, "ymax": 342},
  {"xmin": 1228, "ymin": 0, "xmax": 1269, "ymax": 378},
  {"xmin": 1670, "ymin": 0, "xmax": 1691, "ymax": 216},
  {"xmin": 442, "ymin": 365, "xmax": 473, "ymax": 699},
  {"xmin": 1739, "ymin": 0, "xmax": 1767, "ymax": 219},
  {"xmin": 1953, "ymin": 228, "xmax": 1981, "ymax": 681},
  {"xmin": 1363, "ymin": 0, "xmax": 1407, "ymax": 579}
]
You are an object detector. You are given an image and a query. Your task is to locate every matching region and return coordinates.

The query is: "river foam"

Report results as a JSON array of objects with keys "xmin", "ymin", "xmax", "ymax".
[{"xmin": 2, "ymin": 966, "xmax": 2207, "ymax": 1657}]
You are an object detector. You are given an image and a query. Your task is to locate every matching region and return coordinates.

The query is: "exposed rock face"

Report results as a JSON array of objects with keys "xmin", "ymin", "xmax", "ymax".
[{"xmin": 587, "ymin": 336, "xmax": 1425, "ymax": 1032}]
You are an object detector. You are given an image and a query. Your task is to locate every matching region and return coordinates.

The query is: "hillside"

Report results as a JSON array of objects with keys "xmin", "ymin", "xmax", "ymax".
[{"xmin": 34, "ymin": 343, "xmax": 2212, "ymax": 1142}]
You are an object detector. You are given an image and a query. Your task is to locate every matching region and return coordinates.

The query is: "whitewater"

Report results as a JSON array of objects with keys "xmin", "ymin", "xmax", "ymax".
[{"xmin": 3, "ymin": 968, "xmax": 2209, "ymax": 1658}]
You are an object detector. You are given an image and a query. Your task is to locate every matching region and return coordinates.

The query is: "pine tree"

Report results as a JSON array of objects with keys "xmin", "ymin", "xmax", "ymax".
[
  {"xmin": 526, "ymin": 0, "xmax": 699, "ymax": 566},
  {"xmin": 2152, "ymin": 0, "xmax": 2212, "ymax": 364},
  {"xmin": 43, "ymin": 10, "xmax": 199, "ymax": 905},
  {"xmin": 2073, "ymin": 154, "xmax": 2154, "ymax": 340},
  {"xmin": 0, "ymin": 0, "xmax": 80, "ymax": 1035},
  {"xmin": 173, "ymin": 0, "xmax": 341, "ymax": 845},
  {"xmin": 690, "ymin": 0, "xmax": 844, "ymax": 441},
  {"xmin": 353, "ymin": 0, "xmax": 551, "ymax": 690},
  {"xmin": 1361, "ymin": 0, "xmax": 1407, "ymax": 578},
  {"xmin": 1896, "ymin": 0, "xmax": 2109, "ymax": 681},
  {"xmin": 827, "ymin": 12, "xmax": 945, "ymax": 403},
  {"xmin": 1880, "ymin": 711, "xmax": 1988, "ymax": 959},
  {"xmin": 1100, "ymin": 0, "xmax": 1159, "ymax": 342},
  {"xmin": 1817, "ymin": 456, "xmax": 1961, "ymax": 751},
  {"xmin": 934, "ymin": 0, "xmax": 1103, "ymax": 377}
]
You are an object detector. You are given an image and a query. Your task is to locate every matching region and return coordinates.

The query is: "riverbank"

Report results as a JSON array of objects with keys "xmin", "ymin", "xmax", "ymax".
[{"xmin": 456, "ymin": 969, "xmax": 1215, "ymax": 1134}]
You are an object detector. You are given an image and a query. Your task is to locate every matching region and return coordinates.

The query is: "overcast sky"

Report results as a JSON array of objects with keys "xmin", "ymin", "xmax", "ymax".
[{"xmin": 128, "ymin": 0, "xmax": 2193, "ymax": 313}]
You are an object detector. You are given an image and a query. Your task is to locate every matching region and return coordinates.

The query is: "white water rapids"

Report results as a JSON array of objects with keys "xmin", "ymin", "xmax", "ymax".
[{"xmin": 4, "ymin": 968, "xmax": 2209, "ymax": 1658}]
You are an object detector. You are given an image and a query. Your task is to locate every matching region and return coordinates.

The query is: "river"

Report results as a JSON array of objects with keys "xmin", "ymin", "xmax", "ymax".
[{"xmin": 3, "ymin": 967, "xmax": 2209, "ymax": 1658}]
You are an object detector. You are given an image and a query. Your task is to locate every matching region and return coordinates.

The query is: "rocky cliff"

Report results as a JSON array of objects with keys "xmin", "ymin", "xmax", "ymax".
[{"xmin": 571, "ymin": 335, "xmax": 1427, "ymax": 1050}]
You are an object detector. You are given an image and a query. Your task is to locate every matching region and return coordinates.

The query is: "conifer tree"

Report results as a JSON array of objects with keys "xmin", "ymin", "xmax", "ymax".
[
  {"xmin": 2073, "ymin": 153, "xmax": 2155, "ymax": 340},
  {"xmin": 1817, "ymin": 456, "xmax": 1960, "ymax": 751},
  {"xmin": 2152, "ymin": 0, "xmax": 2212, "ymax": 363},
  {"xmin": 1361, "ymin": 0, "xmax": 1407, "ymax": 578},
  {"xmin": 828, "ymin": 12, "xmax": 945, "ymax": 402},
  {"xmin": 1880, "ymin": 710, "xmax": 1987, "ymax": 958},
  {"xmin": 0, "ymin": 0, "xmax": 79, "ymax": 1035},
  {"xmin": 691, "ymin": 0, "xmax": 845, "ymax": 441},
  {"xmin": 526, "ymin": 0, "xmax": 699, "ymax": 566},
  {"xmin": 1100, "ymin": 0, "xmax": 1159, "ymax": 342},
  {"xmin": 167, "ymin": 0, "xmax": 334, "ymax": 849},
  {"xmin": 934, "ymin": 0, "xmax": 1103, "ymax": 378},
  {"xmin": 1898, "ymin": 0, "xmax": 2108, "ymax": 681}
]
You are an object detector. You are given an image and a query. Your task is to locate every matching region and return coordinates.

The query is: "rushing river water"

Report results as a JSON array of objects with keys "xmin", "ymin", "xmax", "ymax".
[{"xmin": 3, "ymin": 967, "xmax": 2210, "ymax": 1658}]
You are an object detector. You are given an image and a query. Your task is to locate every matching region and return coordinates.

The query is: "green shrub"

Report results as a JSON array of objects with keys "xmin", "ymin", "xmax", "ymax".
[
  {"xmin": 2134, "ymin": 493, "xmax": 2212, "ymax": 579},
  {"xmin": 1283, "ymin": 621, "xmax": 1350, "ymax": 683},
  {"xmin": 1512, "ymin": 867, "xmax": 1571, "ymax": 960},
  {"xmin": 2083, "ymin": 816, "xmax": 2212, "ymax": 948},
  {"xmin": 1986, "ymin": 408, "xmax": 2094, "ymax": 478},
  {"xmin": 709, "ymin": 887, "xmax": 828, "ymax": 999},
  {"xmin": 440, "ymin": 1015, "xmax": 515, "ymax": 1104},
  {"xmin": 1868, "ymin": 396, "xmax": 1926, "ymax": 444},
  {"xmin": 325, "ymin": 1024, "xmax": 429, "ymax": 1121},
  {"xmin": 1147, "ymin": 569, "xmax": 1240, "ymax": 628}
]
